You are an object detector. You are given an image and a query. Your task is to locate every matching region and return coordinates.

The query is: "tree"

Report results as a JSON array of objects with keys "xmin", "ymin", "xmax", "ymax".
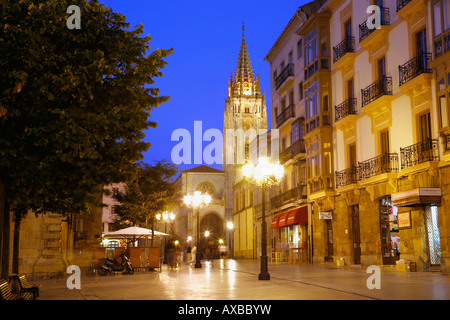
[
  {"xmin": 0, "ymin": 0, "xmax": 173, "ymax": 276},
  {"xmin": 112, "ymin": 160, "xmax": 179, "ymax": 245}
]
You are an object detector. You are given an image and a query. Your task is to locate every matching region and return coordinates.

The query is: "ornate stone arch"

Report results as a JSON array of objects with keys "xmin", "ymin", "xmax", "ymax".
[{"xmin": 196, "ymin": 181, "xmax": 216, "ymax": 197}]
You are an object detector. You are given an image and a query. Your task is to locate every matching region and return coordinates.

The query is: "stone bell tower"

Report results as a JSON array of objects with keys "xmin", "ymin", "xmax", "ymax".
[{"xmin": 223, "ymin": 25, "xmax": 268, "ymax": 224}]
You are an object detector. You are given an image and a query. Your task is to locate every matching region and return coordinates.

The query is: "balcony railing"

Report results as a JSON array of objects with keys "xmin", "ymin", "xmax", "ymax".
[
  {"xmin": 292, "ymin": 139, "xmax": 306, "ymax": 157},
  {"xmin": 279, "ymin": 140, "xmax": 305, "ymax": 164},
  {"xmin": 399, "ymin": 52, "xmax": 432, "ymax": 86},
  {"xmin": 434, "ymin": 31, "xmax": 450, "ymax": 59},
  {"xmin": 335, "ymin": 167, "xmax": 358, "ymax": 189},
  {"xmin": 358, "ymin": 153, "xmax": 399, "ymax": 180},
  {"xmin": 333, "ymin": 37, "xmax": 355, "ymax": 63},
  {"xmin": 270, "ymin": 185, "xmax": 307, "ymax": 210},
  {"xmin": 359, "ymin": 7, "xmax": 390, "ymax": 43},
  {"xmin": 280, "ymin": 147, "xmax": 293, "ymax": 165},
  {"xmin": 335, "ymin": 98, "xmax": 357, "ymax": 122},
  {"xmin": 361, "ymin": 77, "xmax": 392, "ymax": 107},
  {"xmin": 277, "ymin": 104, "xmax": 295, "ymax": 127},
  {"xmin": 309, "ymin": 176, "xmax": 334, "ymax": 194},
  {"xmin": 275, "ymin": 63, "xmax": 294, "ymax": 90},
  {"xmin": 396, "ymin": 0, "xmax": 411, "ymax": 12},
  {"xmin": 400, "ymin": 139, "xmax": 439, "ymax": 169}
]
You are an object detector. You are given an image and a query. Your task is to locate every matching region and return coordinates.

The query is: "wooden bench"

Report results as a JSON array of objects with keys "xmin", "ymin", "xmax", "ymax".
[
  {"xmin": 9, "ymin": 274, "xmax": 40, "ymax": 300},
  {"xmin": 0, "ymin": 279, "xmax": 33, "ymax": 300}
]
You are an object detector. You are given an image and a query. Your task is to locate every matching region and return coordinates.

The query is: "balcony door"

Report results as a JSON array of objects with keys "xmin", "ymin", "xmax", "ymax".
[
  {"xmin": 416, "ymin": 29, "xmax": 427, "ymax": 54},
  {"xmin": 345, "ymin": 19, "xmax": 353, "ymax": 50},
  {"xmin": 377, "ymin": 56, "xmax": 386, "ymax": 80},
  {"xmin": 380, "ymin": 130, "xmax": 390, "ymax": 155},
  {"xmin": 418, "ymin": 112, "xmax": 432, "ymax": 143},
  {"xmin": 416, "ymin": 29, "xmax": 428, "ymax": 70},
  {"xmin": 347, "ymin": 78, "xmax": 354, "ymax": 99}
]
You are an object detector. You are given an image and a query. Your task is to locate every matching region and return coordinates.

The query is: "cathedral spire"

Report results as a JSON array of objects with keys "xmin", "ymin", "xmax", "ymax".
[
  {"xmin": 235, "ymin": 24, "xmax": 253, "ymax": 89},
  {"xmin": 230, "ymin": 24, "xmax": 260, "ymax": 97}
]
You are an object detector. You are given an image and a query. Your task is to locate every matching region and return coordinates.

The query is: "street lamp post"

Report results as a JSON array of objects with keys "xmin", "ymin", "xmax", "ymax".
[
  {"xmin": 242, "ymin": 157, "xmax": 284, "ymax": 280},
  {"xmin": 183, "ymin": 191, "xmax": 211, "ymax": 268},
  {"xmin": 156, "ymin": 211, "xmax": 175, "ymax": 264}
]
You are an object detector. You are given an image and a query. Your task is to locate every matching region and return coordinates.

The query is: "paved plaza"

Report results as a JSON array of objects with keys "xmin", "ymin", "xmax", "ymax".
[{"xmin": 34, "ymin": 259, "xmax": 450, "ymax": 301}]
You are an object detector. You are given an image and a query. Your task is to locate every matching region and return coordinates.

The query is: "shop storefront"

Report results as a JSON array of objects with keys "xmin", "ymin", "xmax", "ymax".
[
  {"xmin": 271, "ymin": 206, "xmax": 308, "ymax": 262},
  {"xmin": 392, "ymin": 188, "xmax": 442, "ymax": 270}
]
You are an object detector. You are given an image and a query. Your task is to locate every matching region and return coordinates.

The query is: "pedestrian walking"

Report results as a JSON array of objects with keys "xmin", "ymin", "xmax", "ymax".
[
  {"xmin": 186, "ymin": 245, "xmax": 192, "ymax": 264},
  {"xmin": 191, "ymin": 245, "xmax": 196, "ymax": 264},
  {"xmin": 167, "ymin": 240, "xmax": 175, "ymax": 269}
]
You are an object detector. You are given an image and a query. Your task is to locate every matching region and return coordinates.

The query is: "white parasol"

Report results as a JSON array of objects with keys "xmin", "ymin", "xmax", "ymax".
[{"xmin": 104, "ymin": 226, "xmax": 169, "ymax": 238}]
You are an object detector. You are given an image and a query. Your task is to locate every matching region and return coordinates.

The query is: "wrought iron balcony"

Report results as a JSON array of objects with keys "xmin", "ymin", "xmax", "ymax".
[
  {"xmin": 270, "ymin": 185, "xmax": 307, "ymax": 210},
  {"xmin": 335, "ymin": 167, "xmax": 358, "ymax": 189},
  {"xmin": 309, "ymin": 176, "xmax": 334, "ymax": 194},
  {"xmin": 361, "ymin": 77, "xmax": 392, "ymax": 107},
  {"xmin": 434, "ymin": 31, "xmax": 450, "ymax": 59},
  {"xmin": 396, "ymin": 0, "xmax": 411, "ymax": 12},
  {"xmin": 292, "ymin": 139, "xmax": 306, "ymax": 157},
  {"xmin": 399, "ymin": 52, "xmax": 432, "ymax": 86},
  {"xmin": 400, "ymin": 139, "xmax": 439, "ymax": 169},
  {"xmin": 333, "ymin": 37, "xmax": 355, "ymax": 64},
  {"xmin": 276, "ymin": 104, "xmax": 295, "ymax": 127},
  {"xmin": 279, "ymin": 147, "xmax": 293, "ymax": 165},
  {"xmin": 359, "ymin": 7, "xmax": 390, "ymax": 43},
  {"xmin": 275, "ymin": 63, "xmax": 294, "ymax": 90},
  {"xmin": 358, "ymin": 153, "xmax": 399, "ymax": 181},
  {"xmin": 279, "ymin": 140, "xmax": 305, "ymax": 164},
  {"xmin": 335, "ymin": 98, "xmax": 357, "ymax": 122}
]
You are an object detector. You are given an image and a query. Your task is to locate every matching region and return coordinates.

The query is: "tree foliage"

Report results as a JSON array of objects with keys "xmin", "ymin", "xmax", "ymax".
[
  {"xmin": 0, "ymin": 0, "xmax": 173, "ymax": 215},
  {"xmin": 112, "ymin": 160, "xmax": 179, "ymax": 229}
]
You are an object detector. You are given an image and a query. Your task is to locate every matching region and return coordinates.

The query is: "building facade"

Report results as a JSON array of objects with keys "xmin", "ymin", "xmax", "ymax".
[
  {"xmin": 264, "ymin": 6, "xmax": 312, "ymax": 263},
  {"xmin": 261, "ymin": 0, "xmax": 450, "ymax": 273}
]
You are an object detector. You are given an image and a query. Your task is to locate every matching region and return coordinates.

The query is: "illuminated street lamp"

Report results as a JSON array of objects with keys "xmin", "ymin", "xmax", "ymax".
[
  {"xmin": 183, "ymin": 191, "xmax": 211, "ymax": 268},
  {"xmin": 242, "ymin": 157, "xmax": 284, "ymax": 280},
  {"xmin": 156, "ymin": 211, "xmax": 176, "ymax": 264}
]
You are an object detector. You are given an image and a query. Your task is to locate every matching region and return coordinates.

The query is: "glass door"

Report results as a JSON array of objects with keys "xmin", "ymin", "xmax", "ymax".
[{"xmin": 425, "ymin": 205, "xmax": 441, "ymax": 266}]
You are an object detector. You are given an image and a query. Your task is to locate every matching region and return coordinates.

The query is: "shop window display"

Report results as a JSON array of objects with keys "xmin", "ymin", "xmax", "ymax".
[{"xmin": 380, "ymin": 197, "xmax": 400, "ymax": 265}]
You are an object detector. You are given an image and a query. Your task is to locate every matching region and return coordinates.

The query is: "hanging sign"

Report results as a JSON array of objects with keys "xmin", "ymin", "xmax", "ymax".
[
  {"xmin": 398, "ymin": 211, "xmax": 412, "ymax": 230},
  {"xmin": 319, "ymin": 211, "xmax": 332, "ymax": 220}
]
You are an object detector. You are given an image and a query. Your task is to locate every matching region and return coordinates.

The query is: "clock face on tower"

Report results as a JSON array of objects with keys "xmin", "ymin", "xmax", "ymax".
[{"xmin": 196, "ymin": 182, "xmax": 216, "ymax": 197}]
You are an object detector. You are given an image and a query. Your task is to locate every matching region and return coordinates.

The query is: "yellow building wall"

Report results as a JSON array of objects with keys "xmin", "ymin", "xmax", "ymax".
[{"xmin": 233, "ymin": 207, "xmax": 254, "ymax": 259}]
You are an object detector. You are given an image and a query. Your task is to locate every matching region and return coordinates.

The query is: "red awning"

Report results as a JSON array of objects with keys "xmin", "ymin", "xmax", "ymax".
[
  {"xmin": 271, "ymin": 206, "xmax": 308, "ymax": 229},
  {"xmin": 286, "ymin": 206, "xmax": 308, "ymax": 225},
  {"xmin": 271, "ymin": 214, "xmax": 281, "ymax": 229},
  {"xmin": 277, "ymin": 212, "xmax": 290, "ymax": 228}
]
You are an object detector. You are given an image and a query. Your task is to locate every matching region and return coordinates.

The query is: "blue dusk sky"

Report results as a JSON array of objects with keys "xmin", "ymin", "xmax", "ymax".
[{"xmin": 102, "ymin": 0, "xmax": 309, "ymax": 172}]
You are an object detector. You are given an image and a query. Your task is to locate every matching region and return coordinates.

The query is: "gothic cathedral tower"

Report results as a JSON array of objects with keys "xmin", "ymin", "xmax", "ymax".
[{"xmin": 223, "ymin": 25, "xmax": 268, "ymax": 224}]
